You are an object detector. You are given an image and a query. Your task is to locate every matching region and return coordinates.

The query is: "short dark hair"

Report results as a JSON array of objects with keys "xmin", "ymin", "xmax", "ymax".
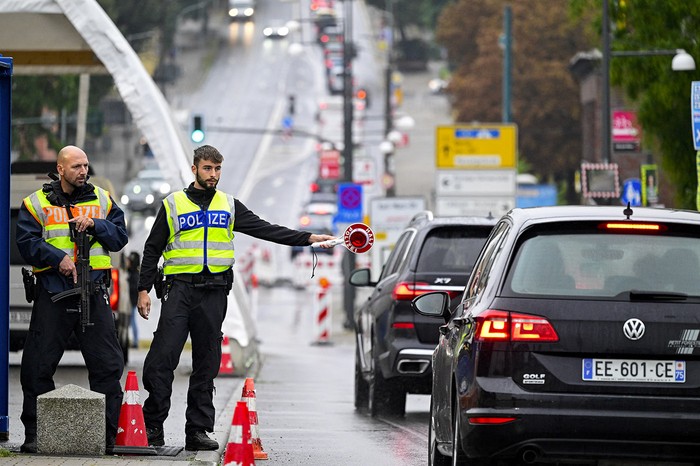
[{"xmin": 193, "ymin": 145, "xmax": 224, "ymax": 167}]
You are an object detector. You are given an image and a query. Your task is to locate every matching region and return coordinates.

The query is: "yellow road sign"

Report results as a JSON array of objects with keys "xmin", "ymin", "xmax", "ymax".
[{"xmin": 436, "ymin": 124, "xmax": 517, "ymax": 169}]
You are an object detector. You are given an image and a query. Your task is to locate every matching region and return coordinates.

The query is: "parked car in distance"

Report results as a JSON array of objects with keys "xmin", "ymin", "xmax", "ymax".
[
  {"xmin": 413, "ymin": 205, "xmax": 700, "ymax": 465},
  {"xmin": 350, "ymin": 211, "xmax": 496, "ymax": 417},
  {"xmin": 120, "ymin": 168, "xmax": 172, "ymax": 214}
]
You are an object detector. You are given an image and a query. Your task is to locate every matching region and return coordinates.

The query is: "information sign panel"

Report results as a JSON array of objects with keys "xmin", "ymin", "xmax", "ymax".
[{"xmin": 436, "ymin": 124, "xmax": 517, "ymax": 169}]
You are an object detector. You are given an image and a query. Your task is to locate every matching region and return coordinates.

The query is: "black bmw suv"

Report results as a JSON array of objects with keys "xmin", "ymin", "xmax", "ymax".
[{"xmin": 349, "ymin": 211, "xmax": 496, "ymax": 417}]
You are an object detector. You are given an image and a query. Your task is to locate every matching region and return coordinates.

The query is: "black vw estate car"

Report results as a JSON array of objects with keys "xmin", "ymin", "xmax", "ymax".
[{"xmin": 414, "ymin": 206, "xmax": 700, "ymax": 465}]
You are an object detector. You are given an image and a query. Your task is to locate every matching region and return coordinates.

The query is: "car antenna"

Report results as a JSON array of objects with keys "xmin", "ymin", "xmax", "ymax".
[{"xmin": 623, "ymin": 202, "xmax": 633, "ymax": 219}]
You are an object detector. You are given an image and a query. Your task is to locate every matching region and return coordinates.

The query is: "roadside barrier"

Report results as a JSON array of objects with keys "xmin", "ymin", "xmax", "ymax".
[
  {"xmin": 223, "ymin": 401, "xmax": 255, "ymax": 466},
  {"xmin": 241, "ymin": 377, "xmax": 268, "ymax": 460},
  {"xmin": 312, "ymin": 277, "xmax": 332, "ymax": 345},
  {"xmin": 114, "ymin": 371, "xmax": 156, "ymax": 455},
  {"xmin": 218, "ymin": 335, "xmax": 234, "ymax": 377}
]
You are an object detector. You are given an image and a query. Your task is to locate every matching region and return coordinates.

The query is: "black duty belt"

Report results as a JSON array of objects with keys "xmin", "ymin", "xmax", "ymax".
[{"xmin": 171, "ymin": 274, "xmax": 227, "ymax": 287}]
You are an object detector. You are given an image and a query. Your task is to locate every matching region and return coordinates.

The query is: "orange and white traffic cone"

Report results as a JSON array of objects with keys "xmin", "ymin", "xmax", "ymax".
[
  {"xmin": 219, "ymin": 335, "xmax": 234, "ymax": 377},
  {"xmin": 241, "ymin": 378, "xmax": 268, "ymax": 460},
  {"xmin": 223, "ymin": 401, "xmax": 255, "ymax": 466},
  {"xmin": 113, "ymin": 371, "xmax": 157, "ymax": 455}
]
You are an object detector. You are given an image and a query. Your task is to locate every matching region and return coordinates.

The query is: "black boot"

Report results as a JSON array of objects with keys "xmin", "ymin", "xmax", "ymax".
[
  {"xmin": 146, "ymin": 425, "xmax": 164, "ymax": 447},
  {"xmin": 20, "ymin": 435, "xmax": 37, "ymax": 453},
  {"xmin": 185, "ymin": 431, "xmax": 218, "ymax": 451}
]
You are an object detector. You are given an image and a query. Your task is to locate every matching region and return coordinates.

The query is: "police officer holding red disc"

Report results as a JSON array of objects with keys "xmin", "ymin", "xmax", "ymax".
[{"xmin": 136, "ymin": 145, "xmax": 334, "ymax": 450}]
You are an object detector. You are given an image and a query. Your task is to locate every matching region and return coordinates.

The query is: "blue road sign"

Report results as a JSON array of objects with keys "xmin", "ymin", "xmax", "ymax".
[
  {"xmin": 621, "ymin": 178, "xmax": 642, "ymax": 207},
  {"xmin": 336, "ymin": 183, "xmax": 363, "ymax": 223},
  {"xmin": 691, "ymin": 82, "xmax": 700, "ymax": 150}
]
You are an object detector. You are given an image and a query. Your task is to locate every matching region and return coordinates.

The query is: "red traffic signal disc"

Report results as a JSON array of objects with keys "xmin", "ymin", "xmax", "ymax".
[{"xmin": 343, "ymin": 223, "xmax": 374, "ymax": 253}]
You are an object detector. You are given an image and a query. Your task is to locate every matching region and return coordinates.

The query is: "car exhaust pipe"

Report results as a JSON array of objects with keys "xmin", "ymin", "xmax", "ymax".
[
  {"xmin": 396, "ymin": 360, "xmax": 429, "ymax": 374},
  {"xmin": 519, "ymin": 446, "xmax": 540, "ymax": 464}
]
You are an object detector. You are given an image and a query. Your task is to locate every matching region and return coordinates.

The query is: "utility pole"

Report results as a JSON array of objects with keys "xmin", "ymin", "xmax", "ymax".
[
  {"xmin": 383, "ymin": 0, "xmax": 396, "ymax": 197},
  {"xmin": 342, "ymin": 0, "xmax": 354, "ymax": 185},
  {"xmin": 341, "ymin": 0, "xmax": 356, "ymax": 328},
  {"xmin": 502, "ymin": 5, "xmax": 512, "ymax": 123}
]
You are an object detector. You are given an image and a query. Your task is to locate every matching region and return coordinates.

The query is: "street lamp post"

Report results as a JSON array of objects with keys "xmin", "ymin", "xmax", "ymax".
[{"xmin": 601, "ymin": 0, "xmax": 695, "ymax": 164}]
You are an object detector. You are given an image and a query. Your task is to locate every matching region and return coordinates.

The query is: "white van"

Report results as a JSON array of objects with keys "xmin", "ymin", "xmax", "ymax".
[{"xmin": 9, "ymin": 162, "xmax": 132, "ymax": 362}]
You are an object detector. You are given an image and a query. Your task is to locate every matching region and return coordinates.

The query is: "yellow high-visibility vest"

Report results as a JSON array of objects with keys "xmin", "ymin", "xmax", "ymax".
[
  {"xmin": 23, "ymin": 187, "xmax": 113, "ymax": 273},
  {"xmin": 162, "ymin": 190, "xmax": 236, "ymax": 275}
]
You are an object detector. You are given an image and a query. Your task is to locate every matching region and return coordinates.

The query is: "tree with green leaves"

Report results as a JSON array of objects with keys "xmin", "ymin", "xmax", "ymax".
[
  {"xmin": 436, "ymin": 0, "xmax": 590, "ymax": 203},
  {"xmin": 572, "ymin": 0, "xmax": 700, "ymax": 209},
  {"xmin": 11, "ymin": 0, "xmax": 202, "ymax": 158}
]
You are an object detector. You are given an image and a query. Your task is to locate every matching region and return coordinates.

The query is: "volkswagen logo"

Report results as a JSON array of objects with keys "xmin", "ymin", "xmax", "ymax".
[{"xmin": 623, "ymin": 318, "xmax": 646, "ymax": 341}]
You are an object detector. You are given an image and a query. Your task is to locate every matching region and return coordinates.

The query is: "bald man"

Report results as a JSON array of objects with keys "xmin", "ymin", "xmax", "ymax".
[{"xmin": 15, "ymin": 145, "xmax": 128, "ymax": 453}]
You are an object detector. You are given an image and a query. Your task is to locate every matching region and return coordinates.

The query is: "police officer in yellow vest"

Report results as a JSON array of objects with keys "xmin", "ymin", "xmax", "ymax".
[
  {"xmin": 136, "ymin": 145, "xmax": 334, "ymax": 450},
  {"xmin": 15, "ymin": 146, "xmax": 128, "ymax": 453}
]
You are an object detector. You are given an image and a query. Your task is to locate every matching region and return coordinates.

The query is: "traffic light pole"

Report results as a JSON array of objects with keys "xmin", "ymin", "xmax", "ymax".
[
  {"xmin": 342, "ymin": 0, "xmax": 354, "ymax": 185},
  {"xmin": 341, "ymin": 0, "xmax": 356, "ymax": 329}
]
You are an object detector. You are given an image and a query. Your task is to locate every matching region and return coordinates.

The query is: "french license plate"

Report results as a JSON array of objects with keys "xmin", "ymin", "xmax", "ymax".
[{"xmin": 582, "ymin": 358, "xmax": 685, "ymax": 383}]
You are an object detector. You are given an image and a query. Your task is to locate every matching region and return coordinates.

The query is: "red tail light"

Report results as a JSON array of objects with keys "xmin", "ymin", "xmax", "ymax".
[
  {"xmin": 468, "ymin": 416, "xmax": 517, "ymax": 425},
  {"xmin": 601, "ymin": 222, "xmax": 664, "ymax": 232},
  {"xmin": 110, "ymin": 269, "xmax": 120, "ymax": 311},
  {"xmin": 392, "ymin": 282, "xmax": 430, "ymax": 301},
  {"xmin": 392, "ymin": 282, "xmax": 462, "ymax": 301},
  {"xmin": 476, "ymin": 310, "xmax": 558, "ymax": 342}
]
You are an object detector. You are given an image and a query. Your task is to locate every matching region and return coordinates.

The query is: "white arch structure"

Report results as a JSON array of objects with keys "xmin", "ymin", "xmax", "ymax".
[{"xmin": 0, "ymin": 0, "xmax": 192, "ymax": 186}]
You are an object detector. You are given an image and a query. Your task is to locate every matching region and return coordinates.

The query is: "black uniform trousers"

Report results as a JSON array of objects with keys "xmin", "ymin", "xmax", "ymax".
[
  {"xmin": 142, "ymin": 279, "xmax": 227, "ymax": 436},
  {"xmin": 20, "ymin": 282, "xmax": 125, "ymax": 444}
]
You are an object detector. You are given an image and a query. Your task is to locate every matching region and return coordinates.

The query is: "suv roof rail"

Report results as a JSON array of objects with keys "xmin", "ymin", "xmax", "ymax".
[{"xmin": 409, "ymin": 210, "xmax": 434, "ymax": 225}]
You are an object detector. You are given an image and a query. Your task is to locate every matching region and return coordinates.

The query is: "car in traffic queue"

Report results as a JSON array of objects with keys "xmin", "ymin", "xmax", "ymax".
[
  {"xmin": 262, "ymin": 21, "xmax": 290, "ymax": 39},
  {"xmin": 413, "ymin": 205, "xmax": 700, "ymax": 465},
  {"xmin": 349, "ymin": 211, "xmax": 496, "ymax": 417},
  {"xmin": 120, "ymin": 167, "xmax": 172, "ymax": 214},
  {"xmin": 9, "ymin": 162, "xmax": 133, "ymax": 363},
  {"xmin": 228, "ymin": 0, "xmax": 255, "ymax": 21}
]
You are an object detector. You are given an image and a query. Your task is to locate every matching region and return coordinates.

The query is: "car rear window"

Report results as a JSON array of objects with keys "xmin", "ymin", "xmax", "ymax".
[
  {"xmin": 416, "ymin": 227, "xmax": 491, "ymax": 273},
  {"xmin": 506, "ymin": 223, "xmax": 700, "ymax": 298}
]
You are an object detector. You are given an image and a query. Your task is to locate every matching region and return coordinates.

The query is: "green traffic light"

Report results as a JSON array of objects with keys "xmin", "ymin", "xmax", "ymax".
[{"xmin": 191, "ymin": 129, "xmax": 205, "ymax": 143}]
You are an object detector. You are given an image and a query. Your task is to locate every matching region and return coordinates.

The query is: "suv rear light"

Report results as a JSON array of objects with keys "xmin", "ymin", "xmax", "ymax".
[
  {"xmin": 392, "ymin": 282, "xmax": 462, "ymax": 301},
  {"xmin": 110, "ymin": 269, "xmax": 120, "ymax": 311},
  {"xmin": 392, "ymin": 282, "xmax": 430, "ymax": 300},
  {"xmin": 476, "ymin": 310, "xmax": 558, "ymax": 342},
  {"xmin": 468, "ymin": 416, "xmax": 517, "ymax": 425}
]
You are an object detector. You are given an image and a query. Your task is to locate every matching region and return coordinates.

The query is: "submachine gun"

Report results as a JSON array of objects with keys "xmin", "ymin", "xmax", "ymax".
[{"xmin": 50, "ymin": 223, "xmax": 94, "ymax": 332}]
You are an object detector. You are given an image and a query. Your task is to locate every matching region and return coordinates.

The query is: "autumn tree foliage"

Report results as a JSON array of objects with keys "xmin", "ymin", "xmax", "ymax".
[{"xmin": 436, "ymin": 0, "xmax": 591, "ymax": 203}]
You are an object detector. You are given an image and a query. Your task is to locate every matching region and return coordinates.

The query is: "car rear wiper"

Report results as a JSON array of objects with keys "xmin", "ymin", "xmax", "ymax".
[{"xmin": 627, "ymin": 290, "xmax": 689, "ymax": 301}]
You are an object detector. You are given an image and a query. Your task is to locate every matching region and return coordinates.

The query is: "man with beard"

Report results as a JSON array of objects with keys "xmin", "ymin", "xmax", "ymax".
[
  {"xmin": 136, "ymin": 145, "xmax": 334, "ymax": 450},
  {"xmin": 16, "ymin": 145, "xmax": 128, "ymax": 453}
]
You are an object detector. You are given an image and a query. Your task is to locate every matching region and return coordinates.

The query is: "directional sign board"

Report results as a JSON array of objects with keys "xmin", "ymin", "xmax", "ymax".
[
  {"xmin": 336, "ymin": 183, "xmax": 363, "ymax": 223},
  {"xmin": 436, "ymin": 170, "xmax": 516, "ymax": 196},
  {"xmin": 436, "ymin": 196, "xmax": 513, "ymax": 218},
  {"xmin": 436, "ymin": 124, "xmax": 517, "ymax": 169},
  {"xmin": 692, "ymin": 82, "xmax": 700, "ymax": 150}
]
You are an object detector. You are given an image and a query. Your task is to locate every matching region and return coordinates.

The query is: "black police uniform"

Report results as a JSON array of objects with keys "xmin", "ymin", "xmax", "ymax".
[
  {"xmin": 138, "ymin": 183, "xmax": 313, "ymax": 448},
  {"xmin": 16, "ymin": 180, "xmax": 128, "ymax": 450}
]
